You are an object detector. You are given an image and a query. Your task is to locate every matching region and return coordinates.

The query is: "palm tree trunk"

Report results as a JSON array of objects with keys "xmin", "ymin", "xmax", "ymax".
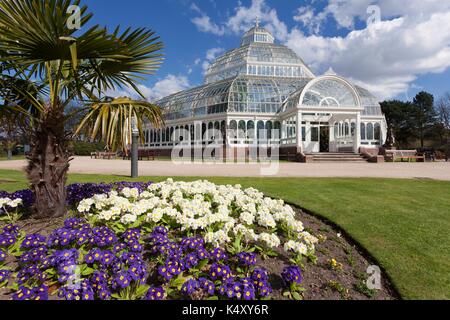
[{"xmin": 26, "ymin": 105, "xmax": 70, "ymax": 218}]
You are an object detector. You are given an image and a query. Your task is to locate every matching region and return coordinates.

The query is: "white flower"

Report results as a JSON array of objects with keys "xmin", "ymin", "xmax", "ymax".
[
  {"xmin": 258, "ymin": 233, "xmax": 281, "ymax": 248},
  {"xmin": 240, "ymin": 211, "xmax": 255, "ymax": 225},
  {"xmin": 77, "ymin": 178, "xmax": 316, "ymax": 257},
  {"xmin": 120, "ymin": 214, "xmax": 137, "ymax": 225},
  {"xmin": 284, "ymin": 240, "xmax": 308, "ymax": 256}
]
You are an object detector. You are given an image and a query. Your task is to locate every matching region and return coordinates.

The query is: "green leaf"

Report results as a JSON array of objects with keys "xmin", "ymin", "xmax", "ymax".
[
  {"xmin": 292, "ymin": 292, "xmax": 303, "ymax": 301},
  {"xmin": 207, "ymin": 296, "xmax": 219, "ymax": 300},
  {"xmin": 135, "ymin": 284, "xmax": 150, "ymax": 299}
]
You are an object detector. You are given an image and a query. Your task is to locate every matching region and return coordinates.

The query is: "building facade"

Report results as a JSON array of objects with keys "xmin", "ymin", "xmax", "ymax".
[{"xmin": 143, "ymin": 23, "xmax": 387, "ymax": 160}]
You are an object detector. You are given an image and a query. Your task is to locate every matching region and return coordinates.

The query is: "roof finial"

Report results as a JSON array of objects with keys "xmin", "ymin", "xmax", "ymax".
[{"xmin": 255, "ymin": 16, "xmax": 260, "ymax": 28}]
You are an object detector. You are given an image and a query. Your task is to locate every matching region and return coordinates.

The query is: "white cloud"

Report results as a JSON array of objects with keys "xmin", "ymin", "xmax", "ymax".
[
  {"xmin": 191, "ymin": 15, "xmax": 226, "ymax": 36},
  {"xmin": 286, "ymin": 9, "xmax": 450, "ymax": 99},
  {"xmin": 191, "ymin": 0, "xmax": 288, "ymax": 41},
  {"xmin": 107, "ymin": 74, "xmax": 191, "ymax": 101},
  {"xmin": 201, "ymin": 47, "xmax": 225, "ymax": 74},
  {"xmin": 189, "ymin": 0, "xmax": 450, "ymax": 100}
]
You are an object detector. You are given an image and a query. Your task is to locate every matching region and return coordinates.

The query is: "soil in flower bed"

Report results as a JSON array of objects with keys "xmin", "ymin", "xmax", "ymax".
[
  {"xmin": 0, "ymin": 208, "xmax": 398, "ymax": 301},
  {"xmin": 258, "ymin": 208, "xmax": 398, "ymax": 300}
]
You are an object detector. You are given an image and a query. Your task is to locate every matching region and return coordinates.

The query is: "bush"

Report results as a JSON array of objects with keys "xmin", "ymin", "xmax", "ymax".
[{"xmin": 71, "ymin": 141, "xmax": 106, "ymax": 156}]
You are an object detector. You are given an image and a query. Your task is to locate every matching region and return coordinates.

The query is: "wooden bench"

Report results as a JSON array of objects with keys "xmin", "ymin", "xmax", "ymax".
[
  {"xmin": 123, "ymin": 149, "xmax": 156, "ymax": 161},
  {"xmin": 91, "ymin": 152, "xmax": 117, "ymax": 160},
  {"xmin": 385, "ymin": 150, "xmax": 425, "ymax": 162}
]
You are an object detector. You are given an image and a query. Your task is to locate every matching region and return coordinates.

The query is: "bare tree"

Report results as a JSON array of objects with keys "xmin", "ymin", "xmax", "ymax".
[{"xmin": 436, "ymin": 93, "xmax": 450, "ymax": 130}]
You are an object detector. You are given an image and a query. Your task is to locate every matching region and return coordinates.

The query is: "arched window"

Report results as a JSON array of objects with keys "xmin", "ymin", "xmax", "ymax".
[
  {"xmin": 351, "ymin": 123, "xmax": 356, "ymax": 137},
  {"xmin": 166, "ymin": 128, "xmax": 170, "ymax": 143},
  {"xmin": 238, "ymin": 121, "xmax": 246, "ymax": 139},
  {"xmin": 360, "ymin": 123, "xmax": 366, "ymax": 140},
  {"xmin": 161, "ymin": 128, "xmax": 165, "ymax": 143},
  {"xmin": 344, "ymin": 123, "xmax": 349, "ymax": 136},
  {"xmin": 201, "ymin": 123, "xmax": 207, "ymax": 141},
  {"xmin": 367, "ymin": 123, "xmax": 374, "ymax": 140},
  {"xmin": 257, "ymin": 121, "xmax": 265, "ymax": 140},
  {"xmin": 266, "ymin": 121, "xmax": 273, "ymax": 140},
  {"xmin": 247, "ymin": 121, "xmax": 255, "ymax": 139},
  {"xmin": 229, "ymin": 120, "xmax": 237, "ymax": 141},
  {"xmin": 274, "ymin": 121, "xmax": 281, "ymax": 140},
  {"xmin": 170, "ymin": 127, "xmax": 175, "ymax": 143},
  {"xmin": 374, "ymin": 123, "xmax": 381, "ymax": 141},
  {"xmin": 301, "ymin": 79, "xmax": 358, "ymax": 107}
]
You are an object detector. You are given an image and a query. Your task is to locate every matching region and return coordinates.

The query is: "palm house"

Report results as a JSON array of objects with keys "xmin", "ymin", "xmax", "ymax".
[{"xmin": 143, "ymin": 21, "xmax": 387, "ymax": 161}]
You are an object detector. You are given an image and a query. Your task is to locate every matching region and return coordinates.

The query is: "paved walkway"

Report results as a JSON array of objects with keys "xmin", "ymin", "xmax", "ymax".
[{"xmin": 1, "ymin": 157, "xmax": 450, "ymax": 180}]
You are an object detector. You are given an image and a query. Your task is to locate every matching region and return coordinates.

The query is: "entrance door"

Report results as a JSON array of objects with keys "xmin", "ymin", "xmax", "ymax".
[
  {"xmin": 305, "ymin": 126, "xmax": 320, "ymax": 153},
  {"xmin": 320, "ymin": 126, "xmax": 330, "ymax": 152}
]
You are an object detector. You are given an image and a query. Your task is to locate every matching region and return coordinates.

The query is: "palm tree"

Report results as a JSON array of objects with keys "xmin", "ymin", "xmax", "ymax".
[{"xmin": 0, "ymin": 0, "xmax": 164, "ymax": 218}]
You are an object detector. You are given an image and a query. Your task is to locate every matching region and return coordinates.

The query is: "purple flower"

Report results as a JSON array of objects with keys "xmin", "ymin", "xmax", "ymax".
[
  {"xmin": 252, "ymin": 268, "xmax": 269, "ymax": 282},
  {"xmin": 34, "ymin": 284, "xmax": 49, "ymax": 300},
  {"xmin": 210, "ymin": 248, "xmax": 228, "ymax": 261},
  {"xmin": 98, "ymin": 289, "xmax": 111, "ymax": 300},
  {"xmin": 242, "ymin": 285, "xmax": 256, "ymax": 300},
  {"xmin": 0, "ymin": 269, "xmax": 11, "ymax": 283},
  {"xmin": 145, "ymin": 287, "xmax": 165, "ymax": 300},
  {"xmin": 3, "ymin": 224, "xmax": 19, "ymax": 236},
  {"xmin": 91, "ymin": 227, "xmax": 117, "ymax": 247},
  {"xmin": 210, "ymin": 263, "xmax": 232, "ymax": 281},
  {"xmin": 196, "ymin": 248, "xmax": 210, "ymax": 260},
  {"xmin": 183, "ymin": 253, "xmax": 199, "ymax": 269},
  {"xmin": 128, "ymin": 263, "xmax": 148, "ymax": 281},
  {"xmin": 115, "ymin": 270, "xmax": 131, "ymax": 289},
  {"xmin": 0, "ymin": 233, "xmax": 16, "ymax": 247},
  {"xmin": 12, "ymin": 286, "xmax": 35, "ymax": 300},
  {"xmin": 64, "ymin": 218, "xmax": 86, "ymax": 230},
  {"xmin": 258, "ymin": 284, "xmax": 273, "ymax": 297},
  {"xmin": 127, "ymin": 239, "xmax": 143, "ymax": 253},
  {"xmin": 181, "ymin": 237, "xmax": 205, "ymax": 251},
  {"xmin": 181, "ymin": 279, "xmax": 200, "ymax": 296},
  {"xmin": 21, "ymin": 234, "xmax": 46, "ymax": 249},
  {"xmin": 113, "ymin": 243, "xmax": 127, "ymax": 254},
  {"xmin": 100, "ymin": 250, "xmax": 115, "ymax": 266},
  {"xmin": 236, "ymin": 252, "xmax": 257, "ymax": 266},
  {"xmin": 282, "ymin": 266, "xmax": 303, "ymax": 285},
  {"xmin": 199, "ymin": 278, "xmax": 215, "ymax": 296},
  {"xmin": 153, "ymin": 226, "xmax": 168, "ymax": 235},
  {"xmin": 0, "ymin": 249, "xmax": 6, "ymax": 262}
]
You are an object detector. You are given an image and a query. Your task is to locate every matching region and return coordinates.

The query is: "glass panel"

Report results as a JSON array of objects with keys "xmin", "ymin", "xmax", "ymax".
[
  {"xmin": 374, "ymin": 123, "xmax": 381, "ymax": 140},
  {"xmin": 311, "ymin": 127, "xmax": 319, "ymax": 142},
  {"xmin": 302, "ymin": 79, "xmax": 358, "ymax": 107},
  {"xmin": 360, "ymin": 123, "xmax": 366, "ymax": 140},
  {"xmin": 367, "ymin": 123, "xmax": 374, "ymax": 140}
]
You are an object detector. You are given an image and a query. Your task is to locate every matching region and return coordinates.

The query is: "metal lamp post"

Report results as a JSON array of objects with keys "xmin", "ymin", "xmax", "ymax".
[{"xmin": 131, "ymin": 117, "xmax": 139, "ymax": 178}]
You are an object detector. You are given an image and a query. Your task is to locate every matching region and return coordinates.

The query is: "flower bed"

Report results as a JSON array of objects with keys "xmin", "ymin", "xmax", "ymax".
[{"xmin": 0, "ymin": 179, "xmax": 396, "ymax": 301}]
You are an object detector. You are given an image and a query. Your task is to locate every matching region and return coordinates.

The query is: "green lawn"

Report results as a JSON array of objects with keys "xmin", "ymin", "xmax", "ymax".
[{"xmin": 0, "ymin": 168, "xmax": 449, "ymax": 300}]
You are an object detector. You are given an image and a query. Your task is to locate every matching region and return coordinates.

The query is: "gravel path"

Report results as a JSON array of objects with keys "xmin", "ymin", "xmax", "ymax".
[{"xmin": 1, "ymin": 157, "xmax": 450, "ymax": 180}]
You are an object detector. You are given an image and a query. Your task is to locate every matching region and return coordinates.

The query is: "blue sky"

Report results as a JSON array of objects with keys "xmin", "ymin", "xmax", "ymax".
[{"xmin": 82, "ymin": 0, "xmax": 450, "ymax": 102}]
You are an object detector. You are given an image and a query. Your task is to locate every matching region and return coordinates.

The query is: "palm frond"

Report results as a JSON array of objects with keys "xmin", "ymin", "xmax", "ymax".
[{"xmin": 76, "ymin": 97, "xmax": 164, "ymax": 152}]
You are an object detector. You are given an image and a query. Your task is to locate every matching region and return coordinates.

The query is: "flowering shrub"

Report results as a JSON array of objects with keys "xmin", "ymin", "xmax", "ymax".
[
  {"xmin": 0, "ymin": 179, "xmax": 316, "ymax": 300},
  {"xmin": 78, "ymin": 179, "xmax": 318, "ymax": 261},
  {"xmin": 0, "ymin": 219, "xmax": 306, "ymax": 301}
]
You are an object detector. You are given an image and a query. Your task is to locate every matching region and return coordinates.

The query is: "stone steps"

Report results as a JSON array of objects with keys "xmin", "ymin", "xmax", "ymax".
[{"xmin": 309, "ymin": 153, "xmax": 368, "ymax": 163}]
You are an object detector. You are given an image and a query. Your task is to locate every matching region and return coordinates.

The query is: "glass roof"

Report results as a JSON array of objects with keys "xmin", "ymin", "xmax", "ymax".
[
  {"xmin": 156, "ymin": 76, "xmax": 312, "ymax": 120},
  {"xmin": 155, "ymin": 23, "xmax": 384, "ymax": 121},
  {"xmin": 354, "ymin": 86, "xmax": 383, "ymax": 116}
]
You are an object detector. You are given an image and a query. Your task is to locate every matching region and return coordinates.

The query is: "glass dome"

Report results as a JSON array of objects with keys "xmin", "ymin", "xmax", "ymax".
[{"xmin": 204, "ymin": 23, "xmax": 314, "ymax": 84}]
